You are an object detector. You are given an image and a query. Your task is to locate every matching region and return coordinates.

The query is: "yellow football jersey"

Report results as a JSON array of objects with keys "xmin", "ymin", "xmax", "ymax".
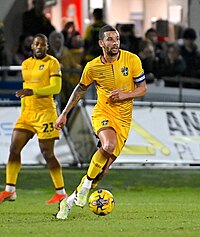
[
  {"xmin": 80, "ymin": 50, "xmax": 145, "ymax": 125},
  {"xmin": 21, "ymin": 54, "xmax": 61, "ymax": 111}
]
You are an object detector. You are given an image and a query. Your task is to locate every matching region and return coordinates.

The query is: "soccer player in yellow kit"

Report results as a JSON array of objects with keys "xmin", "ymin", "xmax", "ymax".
[
  {"xmin": 55, "ymin": 25, "xmax": 147, "ymax": 219},
  {"xmin": 0, "ymin": 33, "xmax": 67, "ymax": 204}
]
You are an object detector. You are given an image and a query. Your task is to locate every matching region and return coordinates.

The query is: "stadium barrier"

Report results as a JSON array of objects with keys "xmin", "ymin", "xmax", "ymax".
[
  {"xmin": 67, "ymin": 100, "xmax": 200, "ymax": 169},
  {"xmin": 0, "ymin": 101, "xmax": 80, "ymax": 168},
  {"xmin": 0, "ymin": 99, "xmax": 200, "ymax": 169},
  {"xmin": 1, "ymin": 66, "xmax": 200, "ymax": 102}
]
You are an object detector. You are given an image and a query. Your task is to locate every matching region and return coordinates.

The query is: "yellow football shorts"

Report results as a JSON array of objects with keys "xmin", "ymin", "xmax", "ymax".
[
  {"xmin": 91, "ymin": 113, "xmax": 130, "ymax": 157},
  {"xmin": 14, "ymin": 109, "xmax": 60, "ymax": 140}
]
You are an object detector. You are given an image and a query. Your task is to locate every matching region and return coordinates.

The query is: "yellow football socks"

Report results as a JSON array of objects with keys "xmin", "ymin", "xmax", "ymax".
[
  {"xmin": 76, "ymin": 148, "xmax": 113, "ymax": 192},
  {"xmin": 6, "ymin": 161, "xmax": 21, "ymax": 185},
  {"xmin": 49, "ymin": 167, "xmax": 65, "ymax": 189},
  {"xmin": 87, "ymin": 148, "xmax": 110, "ymax": 179}
]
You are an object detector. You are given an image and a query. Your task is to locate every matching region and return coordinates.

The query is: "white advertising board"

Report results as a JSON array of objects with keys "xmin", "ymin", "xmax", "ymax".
[
  {"xmin": 0, "ymin": 107, "xmax": 74, "ymax": 165},
  {"xmin": 1, "ymin": 104, "xmax": 200, "ymax": 167},
  {"xmin": 85, "ymin": 105, "xmax": 200, "ymax": 166}
]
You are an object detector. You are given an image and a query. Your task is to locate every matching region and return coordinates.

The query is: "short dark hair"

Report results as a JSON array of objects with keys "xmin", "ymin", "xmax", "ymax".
[
  {"xmin": 93, "ymin": 8, "xmax": 103, "ymax": 20},
  {"xmin": 183, "ymin": 28, "xmax": 197, "ymax": 40},
  {"xmin": 33, "ymin": 33, "xmax": 48, "ymax": 42},
  {"xmin": 99, "ymin": 25, "xmax": 117, "ymax": 40},
  {"xmin": 145, "ymin": 28, "xmax": 157, "ymax": 38}
]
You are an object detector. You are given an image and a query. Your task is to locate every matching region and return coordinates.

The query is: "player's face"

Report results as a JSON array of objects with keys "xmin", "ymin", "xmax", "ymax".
[
  {"xmin": 32, "ymin": 36, "xmax": 48, "ymax": 59},
  {"xmin": 100, "ymin": 31, "xmax": 120, "ymax": 56}
]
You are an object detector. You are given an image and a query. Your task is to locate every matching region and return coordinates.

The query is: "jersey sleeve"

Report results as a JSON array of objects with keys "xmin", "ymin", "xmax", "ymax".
[
  {"xmin": 33, "ymin": 76, "xmax": 61, "ymax": 95},
  {"xmin": 50, "ymin": 58, "xmax": 62, "ymax": 78},
  {"xmin": 132, "ymin": 54, "xmax": 146, "ymax": 84},
  {"xmin": 80, "ymin": 62, "xmax": 94, "ymax": 86}
]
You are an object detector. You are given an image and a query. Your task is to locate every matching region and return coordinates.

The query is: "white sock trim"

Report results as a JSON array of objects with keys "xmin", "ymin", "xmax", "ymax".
[
  {"xmin": 56, "ymin": 188, "xmax": 66, "ymax": 195},
  {"xmin": 5, "ymin": 185, "xmax": 16, "ymax": 192}
]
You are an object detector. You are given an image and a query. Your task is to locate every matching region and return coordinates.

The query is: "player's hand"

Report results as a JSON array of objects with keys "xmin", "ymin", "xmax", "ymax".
[
  {"xmin": 55, "ymin": 114, "xmax": 67, "ymax": 130},
  {"xmin": 16, "ymin": 89, "xmax": 33, "ymax": 98},
  {"xmin": 109, "ymin": 89, "xmax": 127, "ymax": 102}
]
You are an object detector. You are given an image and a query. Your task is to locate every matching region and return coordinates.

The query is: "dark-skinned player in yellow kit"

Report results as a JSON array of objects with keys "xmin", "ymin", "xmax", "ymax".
[
  {"xmin": 55, "ymin": 25, "xmax": 147, "ymax": 219},
  {"xmin": 0, "ymin": 33, "xmax": 67, "ymax": 204}
]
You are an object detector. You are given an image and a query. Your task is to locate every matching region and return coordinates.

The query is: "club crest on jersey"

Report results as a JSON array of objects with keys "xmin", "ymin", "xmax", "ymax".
[
  {"xmin": 121, "ymin": 67, "xmax": 128, "ymax": 76},
  {"xmin": 101, "ymin": 119, "xmax": 109, "ymax": 126},
  {"xmin": 39, "ymin": 65, "xmax": 45, "ymax": 70}
]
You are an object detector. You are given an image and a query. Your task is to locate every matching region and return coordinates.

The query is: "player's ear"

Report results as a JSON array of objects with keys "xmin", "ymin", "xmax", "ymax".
[{"xmin": 98, "ymin": 40, "xmax": 103, "ymax": 48}]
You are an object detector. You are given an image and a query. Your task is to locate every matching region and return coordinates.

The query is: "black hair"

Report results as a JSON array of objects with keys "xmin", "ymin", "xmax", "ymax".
[
  {"xmin": 93, "ymin": 8, "xmax": 103, "ymax": 20},
  {"xmin": 99, "ymin": 25, "xmax": 117, "ymax": 40},
  {"xmin": 183, "ymin": 28, "xmax": 197, "ymax": 40},
  {"xmin": 64, "ymin": 21, "xmax": 75, "ymax": 29},
  {"xmin": 33, "ymin": 33, "xmax": 48, "ymax": 42},
  {"xmin": 145, "ymin": 28, "xmax": 157, "ymax": 38}
]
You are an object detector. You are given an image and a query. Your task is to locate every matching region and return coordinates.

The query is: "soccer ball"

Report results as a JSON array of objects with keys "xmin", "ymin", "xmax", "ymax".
[{"xmin": 88, "ymin": 189, "xmax": 115, "ymax": 216}]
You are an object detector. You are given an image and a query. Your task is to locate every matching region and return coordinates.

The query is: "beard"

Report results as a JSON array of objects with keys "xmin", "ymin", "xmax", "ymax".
[
  {"xmin": 34, "ymin": 55, "xmax": 44, "ymax": 59},
  {"xmin": 33, "ymin": 51, "xmax": 46, "ymax": 59},
  {"xmin": 107, "ymin": 48, "xmax": 119, "ymax": 56}
]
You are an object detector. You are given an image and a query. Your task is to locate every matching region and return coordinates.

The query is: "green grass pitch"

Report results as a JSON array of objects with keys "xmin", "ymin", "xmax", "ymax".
[{"xmin": 1, "ymin": 168, "xmax": 200, "ymax": 237}]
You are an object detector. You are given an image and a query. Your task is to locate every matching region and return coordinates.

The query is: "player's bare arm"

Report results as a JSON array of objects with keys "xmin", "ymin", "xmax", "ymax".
[
  {"xmin": 131, "ymin": 80, "xmax": 147, "ymax": 98},
  {"xmin": 62, "ymin": 83, "xmax": 87, "ymax": 116},
  {"xmin": 55, "ymin": 83, "xmax": 87, "ymax": 130}
]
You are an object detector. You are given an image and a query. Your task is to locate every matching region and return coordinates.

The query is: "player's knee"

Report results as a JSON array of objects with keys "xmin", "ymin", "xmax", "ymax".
[
  {"xmin": 9, "ymin": 144, "xmax": 21, "ymax": 156},
  {"xmin": 101, "ymin": 143, "xmax": 116, "ymax": 154},
  {"xmin": 41, "ymin": 149, "xmax": 54, "ymax": 161}
]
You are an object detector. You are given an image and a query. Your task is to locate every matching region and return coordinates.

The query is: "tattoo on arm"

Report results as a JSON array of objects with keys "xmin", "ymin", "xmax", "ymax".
[{"xmin": 62, "ymin": 84, "xmax": 87, "ymax": 115}]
